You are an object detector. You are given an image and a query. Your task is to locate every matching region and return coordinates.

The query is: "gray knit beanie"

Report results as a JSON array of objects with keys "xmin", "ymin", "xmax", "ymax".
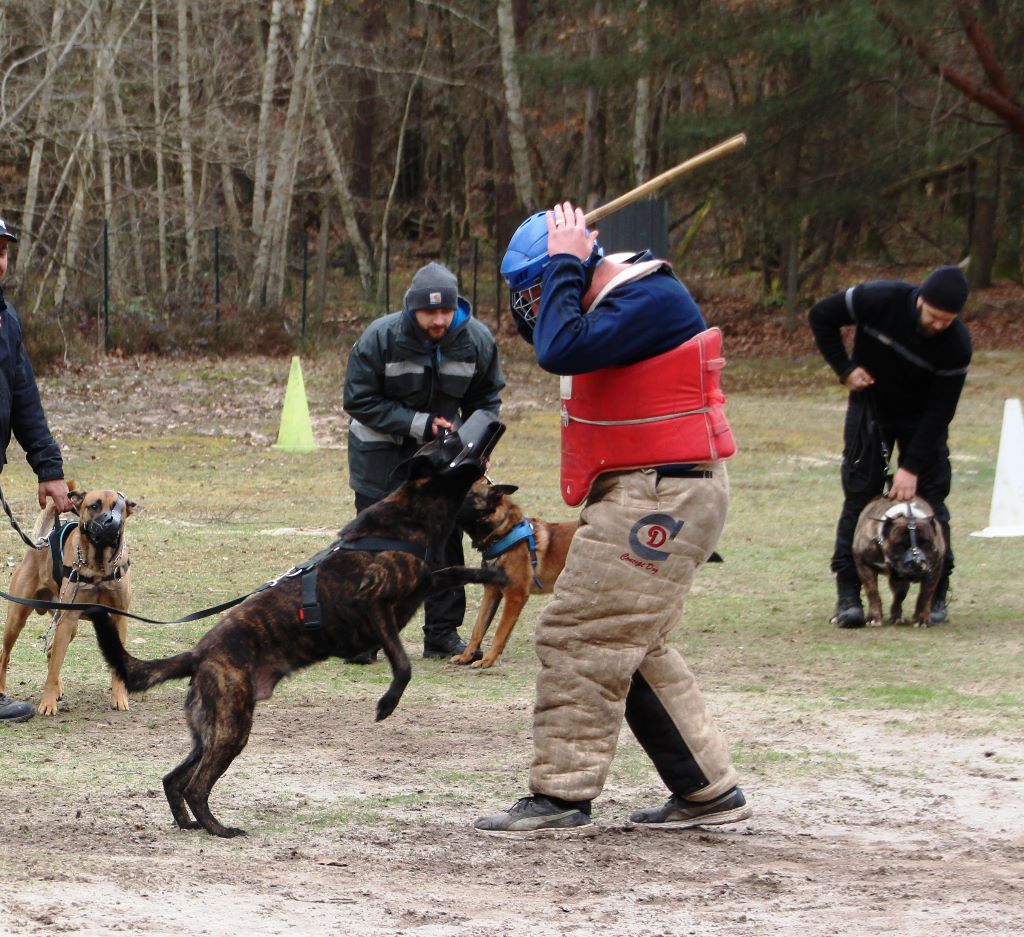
[
  {"xmin": 404, "ymin": 262, "xmax": 459, "ymax": 314},
  {"xmin": 920, "ymin": 265, "xmax": 969, "ymax": 313}
]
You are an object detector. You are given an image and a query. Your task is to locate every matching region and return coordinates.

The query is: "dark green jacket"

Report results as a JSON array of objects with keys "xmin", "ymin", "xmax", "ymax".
[{"xmin": 343, "ymin": 299, "xmax": 504, "ymax": 499}]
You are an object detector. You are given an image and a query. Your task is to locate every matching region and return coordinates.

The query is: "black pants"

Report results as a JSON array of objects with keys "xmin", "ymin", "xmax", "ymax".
[
  {"xmin": 831, "ymin": 394, "xmax": 953, "ymax": 585},
  {"xmin": 353, "ymin": 491, "xmax": 466, "ymax": 637}
]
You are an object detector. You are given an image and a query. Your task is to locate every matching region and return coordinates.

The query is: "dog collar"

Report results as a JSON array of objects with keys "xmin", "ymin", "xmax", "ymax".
[{"xmin": 64, "ymin": 558, "xmax": 131, "ymax": 585}]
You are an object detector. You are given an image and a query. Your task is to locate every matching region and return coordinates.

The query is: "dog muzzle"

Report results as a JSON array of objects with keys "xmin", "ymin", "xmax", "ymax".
[
  {"xmin": 438, "ymin": 410, "xmax": 505, "ymax": 473},
  {"xmin": 82, "ymin": 495, "xmax": 127, "ymax": 549}
]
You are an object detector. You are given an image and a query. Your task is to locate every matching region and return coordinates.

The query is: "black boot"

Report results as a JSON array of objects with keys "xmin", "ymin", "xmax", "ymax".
[
  {"xmin": 423, "ymin": 628, "xmax": 481, "ymax": 661},
  {"xmin": 930, "ymin": 576, "xmax": 950, "ymax": 625},
  {"xmin": 832, "ymin": 576, "xmax": 865, "ymax": 629}
]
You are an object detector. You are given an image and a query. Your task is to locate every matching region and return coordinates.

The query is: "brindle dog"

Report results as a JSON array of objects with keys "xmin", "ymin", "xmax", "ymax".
[
  {"xmin": 1, "ymin": 486, "xmax": 135, "ymax": 715},
  {"xmin": 454, "ymin": 480, "xmax": 576, "ymax": 669},
  {"xmin": 852, "ymin": 495, "xmax": 946, "ymax": 628},
  {"xmin": 87, "ymin": 416, "xmax": 506, "ymax": 837}
]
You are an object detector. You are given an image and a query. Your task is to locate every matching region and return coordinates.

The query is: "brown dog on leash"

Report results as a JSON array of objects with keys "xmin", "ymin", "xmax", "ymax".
[
  {"xmin": 87, "ymin": 414, "xmax": 507, "ymax": 837},
  {"xmin": 852, "ymin": 495, "xmax": 946, "ymax": 628},
  {"xmin": 0, "ymin": 486, "xmax": 135, "ymax": 715},
  {"xmin": 454, "ymin": 480, "xmax": 576, "ymax": 669}
]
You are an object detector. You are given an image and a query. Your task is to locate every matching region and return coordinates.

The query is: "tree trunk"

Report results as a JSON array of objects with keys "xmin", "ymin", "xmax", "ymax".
[
  {"xmin": 309, "ymin": 83, "xmax": 374, "ymax": 295},
  {"xmin": 252, "ymin": 0, "xmax": 283, "ymax": 233},
  {"xmin": 496, "ymin": 0, "xmax": 535, "ymax": 212},
  {"xmin": 970, "ymin": 152, "xmax": 999, "ymax": 288},
  {"xmin": 248, "ymin": 0, "xmax": 319, "ymax": 307},
  {"xmin": 580, "ymin": 0, "xmax": 603, "ymax": 208},
  {"xmin": 176, "ymin": 0, "xmax": 199, "ymax": 291},
  {"xmin": 151, "ymin": 0, "xmax": 169, "ymax": 297},
  {"xmin": 18, "ymin": 0, "xmax": 65, "ymax": 276},
  {"xmin": 314, "ymin": 202, "xmax": 329, "ymax": 321},
  {"xmin": 631, "ymin": 0, "xmax": 650, "ymax": 185}
]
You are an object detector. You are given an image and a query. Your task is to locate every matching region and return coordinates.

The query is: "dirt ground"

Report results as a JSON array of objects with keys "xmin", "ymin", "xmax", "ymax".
[
  {"xmin": 1, "ymin": 688, "xmax": 1020, "ymax": 936},
  {"xmin": 1, "ymin": 329, "xmax": 1022, "ymax": 936}
]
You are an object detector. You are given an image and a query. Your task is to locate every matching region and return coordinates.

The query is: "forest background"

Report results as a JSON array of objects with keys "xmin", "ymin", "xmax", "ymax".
[{"xmin": 1, "ymin": 0, "xmax": 1023, "ymax": 364}]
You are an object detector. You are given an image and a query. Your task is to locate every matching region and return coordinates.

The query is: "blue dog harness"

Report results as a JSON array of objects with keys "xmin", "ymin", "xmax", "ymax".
[{"xmin": 482, "ymin": 519, "xmax": 543, "ymax": 590}]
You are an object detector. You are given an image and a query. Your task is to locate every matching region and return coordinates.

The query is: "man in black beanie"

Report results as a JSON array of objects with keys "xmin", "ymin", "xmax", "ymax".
[
  {"xmin": 808, "ymin": 264, "xmax": 972, "ymax": 628},
  {"xmin": 343, "ymin": 262, "xmax": 504, "ymax": 661}
]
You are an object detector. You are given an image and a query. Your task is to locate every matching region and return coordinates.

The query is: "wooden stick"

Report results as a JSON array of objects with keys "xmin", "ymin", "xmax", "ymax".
[{"xmin": 583, "ymin": 133, "xmax": 747, "ymax": 225}]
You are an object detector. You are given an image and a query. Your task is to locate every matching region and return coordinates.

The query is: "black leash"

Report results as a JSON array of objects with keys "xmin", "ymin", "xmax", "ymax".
[
  {"xmin": 0, "ymin": 479, "xmax": 51, "ymax": 550},
  {"xmin": 0, "ymin": 535, "xmax": 429, "ymax": 627}
]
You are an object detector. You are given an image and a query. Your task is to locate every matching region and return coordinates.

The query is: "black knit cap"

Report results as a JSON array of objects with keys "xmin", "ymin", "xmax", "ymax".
[
  {"xmin": 404, "ymin": 262, "xmax": 458, "ymax": 314},
  {"xmin": 920, "ymin": 265, "xmax": 969, "ymax": 313},
  {"xmin": 0, "ymin": 217, "xmax": 17, "ymax": 242}
]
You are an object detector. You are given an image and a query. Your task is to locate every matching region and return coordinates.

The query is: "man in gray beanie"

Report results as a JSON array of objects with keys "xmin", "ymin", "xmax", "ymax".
[
  {"xmin": 808, "ymin": 264, "xmax": 971, "ymax": 628},
  {"xmin": 343, "ymin": 262, "xmax": 504, "ymax": 661}
]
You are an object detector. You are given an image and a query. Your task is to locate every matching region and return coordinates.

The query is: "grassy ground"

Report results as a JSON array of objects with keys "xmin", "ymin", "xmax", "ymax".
[
  {"xmin": 3, "ymin": 348, "xmax": 1020, "ymax": 754},
  {"xmin": 0, "ymin": 349, "xmax": 1021, "ymax": 937}
]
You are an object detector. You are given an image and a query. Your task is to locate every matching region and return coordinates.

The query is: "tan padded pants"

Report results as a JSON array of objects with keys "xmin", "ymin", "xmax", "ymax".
[{"xmin": 529, "ymin": 465, "xmax": 739, "ymax": 803}]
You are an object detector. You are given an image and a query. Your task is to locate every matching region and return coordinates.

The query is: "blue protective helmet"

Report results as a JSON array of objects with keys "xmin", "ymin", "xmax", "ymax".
[{"xmin": 500, "ymin": 210, "xmax": 602, "ymax": 338}]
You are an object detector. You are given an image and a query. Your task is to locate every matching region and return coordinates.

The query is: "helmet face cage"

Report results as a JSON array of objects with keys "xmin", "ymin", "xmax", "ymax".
[{"xmin": 510, "ymin": 282, "xmax": 543, "ymax": 329}]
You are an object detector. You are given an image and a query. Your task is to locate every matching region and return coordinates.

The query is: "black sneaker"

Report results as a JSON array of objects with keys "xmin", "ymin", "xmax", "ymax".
[
  {"xmin": 930, "ymin": 598, "xmax": 948, "ymax": 625},
  {"xmin": 630, "ymin": 786, "xmax": 752, "ymax": 829},
  {"xmin": 0, "ymin": 694, "xmax": 35, "ymax": 724},
  {"xmin": 423, "ymin": 631, "xmax": 481, "ymax": 662},
  {"xmin": 474, "ymin": 796, "xmax": 593, "ymax": 838},
  {"xmin": 344, "ymin": 649, "xmax": 378, "ymax": 665}
]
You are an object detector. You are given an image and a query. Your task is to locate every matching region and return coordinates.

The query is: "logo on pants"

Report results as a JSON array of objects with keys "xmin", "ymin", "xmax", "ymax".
[{"xmin": 628, "ymin": 513, "xmax": 685, "ymax": 562}]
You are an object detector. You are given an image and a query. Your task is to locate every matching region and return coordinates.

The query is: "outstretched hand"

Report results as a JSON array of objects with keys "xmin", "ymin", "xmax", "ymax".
[{"xmin": 546, "ymin": 201, "xmax": 599, "ymax": 263}]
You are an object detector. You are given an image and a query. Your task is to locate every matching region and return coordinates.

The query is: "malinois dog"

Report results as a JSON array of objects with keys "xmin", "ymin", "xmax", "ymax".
[
  {"xmin": 852, "ymin": 495, "xmax": 946, "ymax": 627},
  {"xmin": 1, "ymin": 486, "xmax": 135, "ymax": 715},
  {"xmin": 454, "ymin": 480, "xmax": 576, "ymax": 669},
  {"xmin": 87, "ymin": 412, "xmax": 506, "ymax": 838}
]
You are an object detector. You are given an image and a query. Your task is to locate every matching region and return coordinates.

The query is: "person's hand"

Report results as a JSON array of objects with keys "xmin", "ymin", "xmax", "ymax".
[
  {"xmin": 888, "ymin": 468, "xmax": 918, "ymax": 501},
  {"xmin": 546, "ymin": 202, "xmax": 598, "ymax": 263},
  {"xmin": 431, "ymin": 416, "xmax": 454, "ymax": 438},
  {"xmin": 843, "ymin": 367, "xmax": 874, "ymax": 392},
  {"xmin": 39, "ymin": 479, "xmax": 72, "ymax": 512}
]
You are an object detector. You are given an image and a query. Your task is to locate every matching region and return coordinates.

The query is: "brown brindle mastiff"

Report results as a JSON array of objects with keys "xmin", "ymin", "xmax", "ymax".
[
  {"xmin": 87, "ymin": 413, "xmax": 507, "ymax": 838},
  {"xmin": 454, "ymin": 479, "xmax": 577, "ymax": 669},
  {"xmin": 0, "ymin": 487, "xmax": 135, "ymax": 715},
  {"xmin": 852, "ymin": 495, "xmax": 946, "ymax": 628}
]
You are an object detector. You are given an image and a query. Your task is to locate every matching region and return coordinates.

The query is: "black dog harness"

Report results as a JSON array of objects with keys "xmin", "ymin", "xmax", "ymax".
[
  {"xmin": 297, "ymin": 536, "xmax": 428, "ymax": 632},
  {"xmin": 47, "ymin": 518, "xmax": 78, "ymax": 587},
  {"xmin": 481, "ymin": 520, "xmax": 543, "ymax": 590}
]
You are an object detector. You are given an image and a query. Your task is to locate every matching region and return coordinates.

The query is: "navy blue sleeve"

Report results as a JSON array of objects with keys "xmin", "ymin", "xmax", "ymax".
[{"xmin": 533, "ymin": 255, "xmax": 706, "ymax": 374}]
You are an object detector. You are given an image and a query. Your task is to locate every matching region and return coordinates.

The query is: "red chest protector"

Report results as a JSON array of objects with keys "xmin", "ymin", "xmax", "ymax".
[{"xmin": 559, "ymin": 327, "xmax": 736, "ymax": 506}]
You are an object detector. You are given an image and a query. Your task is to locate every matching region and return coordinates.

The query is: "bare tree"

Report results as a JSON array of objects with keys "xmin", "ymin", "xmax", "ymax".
[
  {"xmin": 496, "ymin": 0, "xmax": 535, "ymax": 212},
  {"xmin": 17, "ymin": 0, "xmax": 65, "ymax": 274},
  {"xmin": 247, "ymin": 0, "xmax": 319, "ymax": 306},
  {"xmin": 252, "ymin": 0, "xmax": 283, "ymax": 233}
]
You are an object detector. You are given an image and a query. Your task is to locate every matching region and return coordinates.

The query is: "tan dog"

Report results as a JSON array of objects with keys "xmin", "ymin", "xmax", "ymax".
[
  {"xmin": 455, "ymin": 480, "xmax": 577, "ymax": 668},
  {"xmin": 0, "ymin": 486, "xmax": 135, "ymax": 714}
]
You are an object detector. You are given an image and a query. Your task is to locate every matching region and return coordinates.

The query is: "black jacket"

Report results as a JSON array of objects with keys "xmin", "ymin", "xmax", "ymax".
[
  {"xmin": 809, "ymin": 280, "xmax": 971, "ymax": 475},
  {"xmin": 0, "ymin": 288, "xmax": 64, "ymax": 480}
]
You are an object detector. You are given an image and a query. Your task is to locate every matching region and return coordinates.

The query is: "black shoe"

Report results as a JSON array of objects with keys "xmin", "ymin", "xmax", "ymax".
[
  {"xmin": 630, "ymin": 786, "xmax": 752, "ymax": 829},
  {"xmin": 344, "ymin": 649, "xmax": 378, "ymax": 665},
  {"xmin": 930, "ymin": 598, "xmax": 948, "ymax": 625},
  {"xmin": 831, "ymin": 593, "xmax": 864, "ymax": 630},
  {"xmin": 0, "ymin": 694, "xmax": 35, "ymax": 724},
  {"xmin": 423, "ymin": 631, "xmax": 481, "ymax": 661},
  {"xmin": 474, "ymin": 795, "xmax": 593, "ymax": 838}
]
